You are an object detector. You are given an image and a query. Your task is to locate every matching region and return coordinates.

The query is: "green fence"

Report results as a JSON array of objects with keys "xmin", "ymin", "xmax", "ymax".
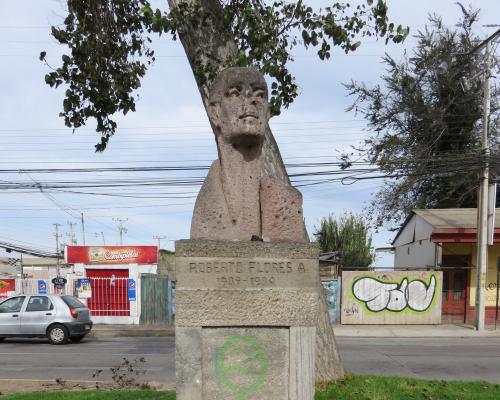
[{"xmin": 140, "ymin": 274, "xmax": 173, "ymax": 325}]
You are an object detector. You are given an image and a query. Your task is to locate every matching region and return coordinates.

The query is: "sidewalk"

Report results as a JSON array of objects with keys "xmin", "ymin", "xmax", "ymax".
[
  {"xmin": 90, "ymin": 323, "xmax": 174, "ymax": 337},
  {"xmin": 90, "ymin": 323, "xmax": 500, "ymax": 338},
  {"xmin": 0, "ymin": 379, "xmax": 173, "ymax": 395},
  {"xmin": 333, "ymin": 324, "xmax": 500, "ymax": 337}
]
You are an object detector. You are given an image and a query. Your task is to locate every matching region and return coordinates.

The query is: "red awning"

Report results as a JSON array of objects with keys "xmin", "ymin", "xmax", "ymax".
[{"xmin": 431, "ymin": 228, "xmax": 500, "ymax": 243}]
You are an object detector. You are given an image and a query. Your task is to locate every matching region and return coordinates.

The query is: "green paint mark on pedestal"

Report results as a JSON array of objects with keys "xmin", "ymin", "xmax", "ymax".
[{"xmin": 215, "ymin": 335, "xmax": 267, "ymax": 400}]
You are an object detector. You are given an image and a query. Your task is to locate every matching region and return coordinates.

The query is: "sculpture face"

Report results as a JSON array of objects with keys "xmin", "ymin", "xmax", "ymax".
[{"xmin": 209, "ymin": 68, "xmax": 270, "ymax": 146}]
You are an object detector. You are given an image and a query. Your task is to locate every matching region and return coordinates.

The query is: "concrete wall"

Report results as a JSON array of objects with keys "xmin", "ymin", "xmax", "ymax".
[
  {"xmin": 158, "ymin": 250, "xmax": 176, "ymax": 280},
  {"xmin": 468, "ymin": 245, "xmax": 500, "ymax": 308},
  {"xmin": 341, "ymin": 270, "xmax": 442, "ymax": 325}
]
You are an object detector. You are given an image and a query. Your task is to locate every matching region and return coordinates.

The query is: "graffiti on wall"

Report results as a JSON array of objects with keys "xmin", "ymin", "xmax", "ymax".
[
  {"xmin": 321, "ymin": 279, "xmax": 339, "ymax": 322},
  {"xmin": 215, "ymin": 335, "xmax": 267, "ymax": 400},
  {"xmin": 352, "ymin": 275, "xmax": 437, "ymax": 313}
]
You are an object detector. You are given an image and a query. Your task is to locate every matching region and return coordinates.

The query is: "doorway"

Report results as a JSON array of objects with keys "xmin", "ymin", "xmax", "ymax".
[
  {"xmin": 86, "ymin": 269, "xmax": 130, "ymax": 316},
  {"xmin": 441, "ymin": 255, "xmax": 469, "ymax": 323}
]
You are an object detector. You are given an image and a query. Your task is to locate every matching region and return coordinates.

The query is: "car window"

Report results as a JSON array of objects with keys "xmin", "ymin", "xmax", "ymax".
[
  {"xmin": 26, "ymin": 296, "xmax": 54, "ymax": 312},
  {"xmin": 0, "ymin": 296, "xmax": 26, "ymax": 313},
  {"xmin": 61, "ymin": 296, "xmax": 86, "ymax": 308}
]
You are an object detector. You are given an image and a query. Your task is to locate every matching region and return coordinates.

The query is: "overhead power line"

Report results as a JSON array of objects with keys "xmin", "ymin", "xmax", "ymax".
[{"xmin": 0, "ymin": 240, "xmax": 58, "ymax": 258}]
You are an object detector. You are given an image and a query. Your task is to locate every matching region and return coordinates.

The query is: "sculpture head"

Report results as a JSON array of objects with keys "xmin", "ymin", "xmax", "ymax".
[{"xmin": 208, "ymin": 67, "xmax": 270, "ymax": 147}]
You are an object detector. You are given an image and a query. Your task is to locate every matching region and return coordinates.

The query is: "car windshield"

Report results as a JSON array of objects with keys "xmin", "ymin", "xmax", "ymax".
[
  {"xmin": 0, "ymin": 296, "xmax": 25, "ymax": 313},
  {"xmin": 61, "ymin": 296, "xmax": 86, "ymax": 308}
]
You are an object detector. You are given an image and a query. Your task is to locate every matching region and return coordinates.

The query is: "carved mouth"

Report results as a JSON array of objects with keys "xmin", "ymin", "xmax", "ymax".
[{"xmin": 239, "ymin": 113, "xmax": 258, "ymax": 120}]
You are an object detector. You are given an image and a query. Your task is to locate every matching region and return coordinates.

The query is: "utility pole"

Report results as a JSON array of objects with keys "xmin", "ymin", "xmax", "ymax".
[
  {"xmin": 95, "ymin": 232, "xmax": 106, "ymax": 245},
  {"xmin": 81, "ymin": 213, "xmax": 86, "ymax": 245},
  {"xmin": 472, "ymin": 30, "xmax": 499, "ymax": 331},
  {"xmin": 153, "ymin": 235, "xmax": 166, "ymax": 249},
  {"xmin": 53, "ymin": 223, "xmax": 62, "ymax": 277},
  {"xmin": 67, "ymin": 221, "xmax": 77, "ymax": 245},
  {"xmin": 113, "ymin": 218, "xmax": 128, "ymax": 245}
]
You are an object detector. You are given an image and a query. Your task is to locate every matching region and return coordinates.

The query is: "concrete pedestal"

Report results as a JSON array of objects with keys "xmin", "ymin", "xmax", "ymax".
[{"xmin": 175, "ymin": 240, "xmax": 319, "ymax": 400}]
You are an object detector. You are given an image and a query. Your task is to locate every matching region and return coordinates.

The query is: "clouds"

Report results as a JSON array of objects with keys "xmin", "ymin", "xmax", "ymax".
[{"xmin": 0, "ymin": 0, "xmax": 498, "ymax": 263}]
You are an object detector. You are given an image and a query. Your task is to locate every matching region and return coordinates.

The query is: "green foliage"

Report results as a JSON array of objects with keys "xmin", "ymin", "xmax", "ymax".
[
  {"xmin": 42, "ymin": 0, "xmax": 156, "ymax": 151},
  {"xmin": 344, "ymin": 8, "xmax": 499, "ymax": 228},
  {"xmin": 42, "ymin": 0, "xmax": 408, "ymax": 151},
  {"xmin": 5, "ymin": 375, "xmax": 499, "ymax": 400},
  {"xmin": 314, "ymin": 213, "xmax": 374, "ymax": 269},
  {"xmin": 0, "ymin": 390, "xmax": 175, "ymax": 400},
  {"xmin": 317, "ymin": 375, "xmax": 500, "ymax": 400}
]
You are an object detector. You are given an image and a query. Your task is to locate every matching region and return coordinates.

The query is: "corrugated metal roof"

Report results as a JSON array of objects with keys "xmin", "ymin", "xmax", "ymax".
[
  {"xmin": 413, "ymin": 208, "xmax": 500, "ymax": 229},
  {"xmin": 319, "ymin": 252, "xmax": 340, "ymax": 262}
]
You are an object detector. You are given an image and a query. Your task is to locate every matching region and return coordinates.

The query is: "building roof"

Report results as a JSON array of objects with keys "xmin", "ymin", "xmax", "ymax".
[
  {"xmin": 319, "ymin": 252, "xmax": 340, "ymax": 263},
  {"xmin": 392, "ymin": 208, "xmax": 500, "ymax": 245},
  {"xmin": 0, "ymin": 257, "xmax": 18, "ymax": 277},
  {"xmin": 21, "ymin": 257, "xmax": 60, "ymax": 266},
  {"xmin": 413, "ymin": 208, "xmax": 500, "ymax": 229}
]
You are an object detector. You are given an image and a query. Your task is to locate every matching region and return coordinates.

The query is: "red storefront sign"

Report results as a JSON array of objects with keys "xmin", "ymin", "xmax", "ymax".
[
  {"xmin": 0, "ymin": 278, "xmax": 15, "ymax": 299},
  {"xmin": 65, "ymin": 246, "xmax": 158, "ymax": 265}
]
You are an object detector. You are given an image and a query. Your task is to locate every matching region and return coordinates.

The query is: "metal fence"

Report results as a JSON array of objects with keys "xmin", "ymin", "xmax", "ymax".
[
  {"xmin": 15, "ymin": 277, "xmax": 130, "ymax": 317},
  {"xmin": 17, "ymin": 278, "xmax": 75, "ymax": 296},
  {"xmin": 87, "ymin": 277, "xmax": 130, "ymax": 317}
]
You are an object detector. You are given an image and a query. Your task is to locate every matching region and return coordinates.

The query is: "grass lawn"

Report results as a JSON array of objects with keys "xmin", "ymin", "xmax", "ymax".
[
  {"xmin": 0, "ymin": 391, "xmax": 175, "ymax": 400},
  {"xmin": 2, "ymin": 376, "xmax": 500, "ymax": 400},
  {"xmin": 317, "ymin": 375, "xmax": 500, "ymax": 400}
]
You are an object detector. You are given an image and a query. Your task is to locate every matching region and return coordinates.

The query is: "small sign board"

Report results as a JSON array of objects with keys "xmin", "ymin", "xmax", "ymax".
[
  {"xmin": 38, "ymin": 280, "xmax": 47, "ymax": 294},
  {"xmin": 76, "ymin": 278, "xmax": 92, "ymax": 299},
  {"xmin": 127, "ymin": 278, "xmax": 136, "ymax": 301},
  {"xmin": 66, "ymin": 246, "xmax": 158, "ymax": 265},
  {"xmin": 52, "ymin": 277, "xmax": 67, "ymax": 289},
  {"xmin": 0, "ymin": 279, "xmax": 16, "ymax": 299}
]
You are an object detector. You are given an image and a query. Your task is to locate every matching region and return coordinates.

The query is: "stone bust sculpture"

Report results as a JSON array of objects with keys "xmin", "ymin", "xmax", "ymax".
[{"xmin": 191, "ymin": 67, "xmax": 307, "ymax": 242}]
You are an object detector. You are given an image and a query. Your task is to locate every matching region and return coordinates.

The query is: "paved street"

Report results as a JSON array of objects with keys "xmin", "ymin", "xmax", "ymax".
[
  {"xmin": 337, "ymin": 337, "xmax": 500, "ymax": 383},
  {"xmin": 0, "ymin": 336, "xmax": 175, "ymax": 384},
  {"xmin": 0, "ymin": 336, "xmax": 499, "ymax": 384}
]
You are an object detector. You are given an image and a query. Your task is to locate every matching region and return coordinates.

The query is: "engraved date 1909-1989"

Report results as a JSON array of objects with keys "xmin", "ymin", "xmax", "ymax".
[{"xmin": 216, "ymin": 276, "xmax": 276, "ymax": 287}]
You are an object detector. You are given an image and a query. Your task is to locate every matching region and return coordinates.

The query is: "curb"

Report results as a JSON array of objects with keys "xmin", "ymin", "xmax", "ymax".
[
  {"xmin": 332, "ymin": 326, "xmax": 500, "ymax": 338},
  {"xmin": 88, "ymin": 325, "xmax": 175, "ymax": 338},
  {"xmin": 89, "ymin": 329, "xmax": 175, "ymax": 338},
  {"xmin": 87, "ymin": 326, "xmax": 500, "ymax": 338},
  {"xmin": 0, "ymin": 379, "xmax": 175, "ymax": 395}
]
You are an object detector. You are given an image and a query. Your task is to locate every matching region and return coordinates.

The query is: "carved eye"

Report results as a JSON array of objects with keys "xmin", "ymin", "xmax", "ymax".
[
  {"xmin": 254, "ymin": 89, "xmax": 266, "ymax": 99},
  {"xmin": 226, "ymin": 87, "xmax": 241, "ymax": 97}
]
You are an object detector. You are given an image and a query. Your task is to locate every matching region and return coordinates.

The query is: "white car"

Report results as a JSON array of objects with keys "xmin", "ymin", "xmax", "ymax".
[{"xmin": 0, "ymin": 295, "xmax": 93, "ymax": 345}]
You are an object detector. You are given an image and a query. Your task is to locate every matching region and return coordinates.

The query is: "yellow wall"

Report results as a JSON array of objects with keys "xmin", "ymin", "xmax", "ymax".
[{"xmin": 442, "ymin": 243, "xmax": 500, "ymax": 307}]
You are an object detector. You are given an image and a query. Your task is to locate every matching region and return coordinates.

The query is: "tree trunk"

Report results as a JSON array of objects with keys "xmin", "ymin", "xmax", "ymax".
[
  {"xmin": 167, "ymin": 0, "xmax": 344, "ymax": 382},
  {"xmin": 166, "ymin": 0, "xmax": 290, "ymax": 184}
]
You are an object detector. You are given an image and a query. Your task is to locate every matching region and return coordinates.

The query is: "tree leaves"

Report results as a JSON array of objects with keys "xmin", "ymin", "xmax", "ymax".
[
  {"xmin": 314, "ymin": 213, "xmax": 374, "ymax": 269},
  {"xmin": 345, "ymin": 11, "xmax": 499, "ymax": 229},
  {"xmin": 43, "ymin": 0, "xmax": 408, "ymax": 151}
]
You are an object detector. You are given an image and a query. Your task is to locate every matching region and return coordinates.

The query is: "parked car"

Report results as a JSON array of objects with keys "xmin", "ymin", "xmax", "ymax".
[{"xmin": 0, "ymin": 294, "xmax": 93, "ymax": 345}]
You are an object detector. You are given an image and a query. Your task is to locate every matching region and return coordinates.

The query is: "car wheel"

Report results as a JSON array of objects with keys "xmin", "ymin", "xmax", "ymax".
[
  {"xmin": 71, "ymin": 335, "xmax": 86, "ymax": 343},
  {"xmin": 47, "ymin": 324, "xmax": 69, "ymax": 345},
  {"xmin": 0, "ymin": 338, "xmax": 5, "ymax": 342}
]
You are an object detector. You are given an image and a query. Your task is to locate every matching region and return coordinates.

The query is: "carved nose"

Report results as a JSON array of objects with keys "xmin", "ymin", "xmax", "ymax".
[{"xmin": 242, "ymin": 104, "xmax": 256, "ymax": 115}]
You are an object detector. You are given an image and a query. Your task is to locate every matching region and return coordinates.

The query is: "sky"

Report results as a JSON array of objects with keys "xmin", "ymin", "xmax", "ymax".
[{"xmin": 0, "ymin": 0, "xmax": 498, "ymax": 267}]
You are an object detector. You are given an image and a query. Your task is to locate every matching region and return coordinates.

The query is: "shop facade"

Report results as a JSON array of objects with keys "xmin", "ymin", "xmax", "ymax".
[
  {"xmin": 65, "ymin": 245, "xmax": 158, "ymax": 324},
  {"xmin": 393, "ymin": 209, "xmax": 500, "ymax": 326}
]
